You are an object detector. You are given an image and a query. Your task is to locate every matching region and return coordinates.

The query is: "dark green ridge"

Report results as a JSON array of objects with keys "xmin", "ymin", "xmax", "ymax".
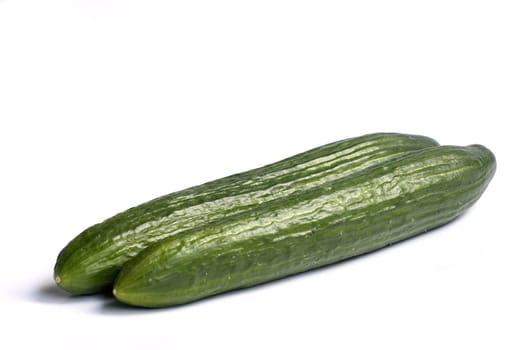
[
  {"xmin": 113, "ymin": 145, "xmax": 496, "ymax": 307},
  {"xmin": 54, "ymin": 133, "xmax": 439, "ymax": 294}
]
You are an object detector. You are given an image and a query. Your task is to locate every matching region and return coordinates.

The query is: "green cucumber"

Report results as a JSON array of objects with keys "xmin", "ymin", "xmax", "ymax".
[
  {"xmin": 55, "ymin": 133, "xmax": 438, "ymax": 294},
  {"xmin": 113, "ymin": 145, "xmax": 496, "ymax": 307}
]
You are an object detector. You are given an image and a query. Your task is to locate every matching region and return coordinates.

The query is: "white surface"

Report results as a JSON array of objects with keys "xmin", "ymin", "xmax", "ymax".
[{"xmin": 1, "ymin": 1, "xmax": 523, "ymax": 349}]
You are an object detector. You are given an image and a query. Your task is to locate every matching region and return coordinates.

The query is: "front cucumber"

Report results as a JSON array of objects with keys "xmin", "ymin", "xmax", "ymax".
[{"xmin": 113, "ymin": 145, "xmax": 496, "ymax": 307}]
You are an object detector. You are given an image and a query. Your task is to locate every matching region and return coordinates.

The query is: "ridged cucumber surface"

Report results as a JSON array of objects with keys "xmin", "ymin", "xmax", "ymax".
[
  {"xmin": 113, "ymin": 145, "xmax": 496, "ymax": 307},
  {"xmin": 54, "ymin": 133, "xmax": 439, "ymax": 294}
]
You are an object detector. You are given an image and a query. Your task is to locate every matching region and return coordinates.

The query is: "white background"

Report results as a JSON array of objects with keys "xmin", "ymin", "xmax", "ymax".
[{"xmin": 1, "ymin": 1, "xmax": 524, "ymax": 349}]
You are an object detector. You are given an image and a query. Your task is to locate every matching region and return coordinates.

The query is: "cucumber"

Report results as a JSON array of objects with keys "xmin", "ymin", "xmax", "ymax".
[
  {"xmin": 54, "ymin": 133, "xmax": 439, "ymax": 294},
  {"xmin": 113, "ymin": 145, "xmax": 496, "ymax": 307}
]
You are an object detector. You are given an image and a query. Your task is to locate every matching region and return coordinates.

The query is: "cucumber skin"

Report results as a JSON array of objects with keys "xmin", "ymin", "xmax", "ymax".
[
  {"xmin": 54, "ymin": 133, "xmax": 439, "ymax": 294},
  {"xmin": 113, "ymin": 145, "xmax": 496, "ymax": 308}
]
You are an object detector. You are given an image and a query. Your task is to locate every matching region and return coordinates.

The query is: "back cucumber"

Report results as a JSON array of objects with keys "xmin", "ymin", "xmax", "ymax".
[{"xmin": 55, "ymin": 133, "xmax": 439, "ymax": 294}]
